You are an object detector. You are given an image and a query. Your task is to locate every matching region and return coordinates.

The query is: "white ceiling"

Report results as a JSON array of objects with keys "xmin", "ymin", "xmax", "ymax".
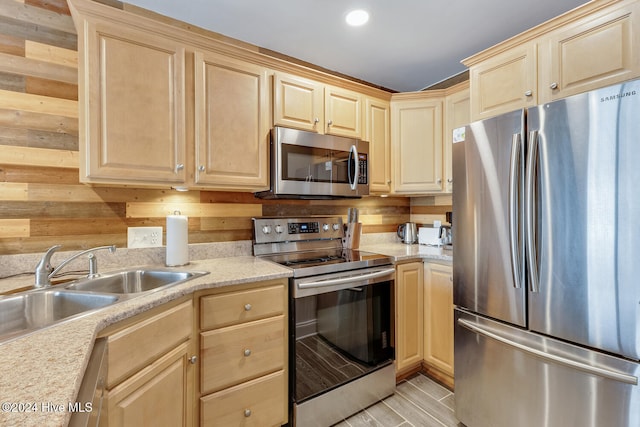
[{"xmin": 124, "ymin": 0, "xmax": 590, "ymax": 92}]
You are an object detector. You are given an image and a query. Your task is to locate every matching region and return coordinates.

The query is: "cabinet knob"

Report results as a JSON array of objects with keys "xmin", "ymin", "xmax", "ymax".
[
  {"xmin": 387, "ymin": 180, "xmax": 391, "ymax": 185},
  {"xmin": 244, "ymin": 409, "xmax": 252, "ymax": 417},
  {"xmin": 175, "ymin": 163, "xmax": 184, "ymax": 171},
  {"xmin": 447, "ymin": 178, "xmax": 453, "ymax": 183},
  {"xmin": 244, "ymin": 349, "xmax": 252, "ymax": 357},
  {"xmin": 450, "ymin": 276, "xmax": 453, "ymax": 282},
  {"xmin": 314, "ymin": 117, "xmax": 319, "ymax": 124},
  {"xmin": 524, "ymin": 90, "xmax": 533, "ymax": 97},
  {"xmin": 327, "ymin": 120, "xmax": 333, "ymax": 126},
  {"xmin": 198, "ymin": 165, "xmax": 205, "ymax": 172},
  {"xmin": 244, "ymin": 303, "xmax": 252, "ymax": 311},
  {"xmin": 437, "ymin": 178, "xmax": 442, "ymax": 184},
  {"xmin": 550, "ymin": 82, "xmax": 559, "ymax": 90},
  {"xmin": 189, "ymin": 355, "xmax": 197, "ymax": 364}
]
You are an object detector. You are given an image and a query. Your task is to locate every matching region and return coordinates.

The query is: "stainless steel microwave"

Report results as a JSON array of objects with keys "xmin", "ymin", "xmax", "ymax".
[{"xmin": 255, "ymin": 126, "xmax": 369, "ymax": 199}]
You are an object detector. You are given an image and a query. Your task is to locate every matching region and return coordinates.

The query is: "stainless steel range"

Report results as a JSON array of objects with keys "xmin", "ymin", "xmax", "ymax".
[{"xmin": 253, "ymin": 216, "xmax": 396, "ymax": 427}]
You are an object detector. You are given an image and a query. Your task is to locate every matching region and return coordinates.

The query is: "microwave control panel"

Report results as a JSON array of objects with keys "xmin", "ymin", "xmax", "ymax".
[{"xmin": 358, "ymin": 153, "xmax": 368, "ymax": 184}]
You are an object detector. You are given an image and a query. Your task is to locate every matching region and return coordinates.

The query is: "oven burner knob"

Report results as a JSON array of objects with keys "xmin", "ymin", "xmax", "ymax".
[
  {"xmin": 322, "ymin": 223, "xmax": 329, "ymax": 232},
  {"xmin": 262, "ymin": 225, "xmax": 272, "ymax": 234},
  {"xmin": 332, "ymin": 223, "xmax": 340, "ymax": 231},
  {"xmin": 274, "ymin": 224, "xmax": 284, "ymax": 234}
]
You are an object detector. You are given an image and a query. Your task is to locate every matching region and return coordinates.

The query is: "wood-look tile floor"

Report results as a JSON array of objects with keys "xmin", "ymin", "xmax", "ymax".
[{"xmin": 333, "ymin": 373, "xmax": 464, "ymax": 427}]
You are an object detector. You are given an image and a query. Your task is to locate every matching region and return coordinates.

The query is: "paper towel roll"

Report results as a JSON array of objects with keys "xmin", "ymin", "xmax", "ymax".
[{"xmin": 166, "ymin": 213, "xmax": 189, "ymax": 266}]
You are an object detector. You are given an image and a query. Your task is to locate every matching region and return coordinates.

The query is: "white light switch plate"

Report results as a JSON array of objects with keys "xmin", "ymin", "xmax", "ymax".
[{"xmin": 127, "ymin": 227, "xmax": 163, "ymax": 248}]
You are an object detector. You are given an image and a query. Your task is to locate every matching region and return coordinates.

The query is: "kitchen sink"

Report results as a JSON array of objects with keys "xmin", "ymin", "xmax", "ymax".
[
  {"xmin": 0, "ymin": 289, "xmax": 120, "ymax": 342},
  {"xmin": 64, "ymin": 268, "xmax": 207, "ymax": 294}
]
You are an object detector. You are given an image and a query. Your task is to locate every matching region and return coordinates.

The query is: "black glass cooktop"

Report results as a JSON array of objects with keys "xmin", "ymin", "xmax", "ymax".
[{"xmin": 261, "ymin": 248, "xmax": 392, "ymax": 278}]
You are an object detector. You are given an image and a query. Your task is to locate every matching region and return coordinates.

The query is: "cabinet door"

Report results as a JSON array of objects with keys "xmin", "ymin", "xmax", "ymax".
[
  {"xmin": 470, "ymin": 43, "xmax": 537, "ymax": 121},
  {"xmin": 365, "ymin": 96, "xmax": 391, "ymax": 193},
  {"xmin": 194, "ymin": 51, "xmax": 270, "ymax": 191},
  {"xmin": 273, "ymin": 72, "xmax": 324, "ymax": 133},
  {"xmin": 423, "ymin": 262, "xmax": 454, "ymax": 379},
  {"xmin": 391, "ymin": 97, "xmax": 443, "ymax": 193},
  {"xmin": 395, "ymin": 261, "xmax": 424, "ymax": 373},
  {"xmin": 538, "ymin": 0, "xmax": 640, "ymax": 103},
  {"xmin": 104, "ymin": 341, "xmax": 195, "ymax": 427},
  {"xmin": 444, "ymin": 86, "xmax": 470, "ymax": 193},
  {"xmin": 80, "ymin": 20, "xmax": 186, "ymax": 185},
  {"xmin": 324, "ymin": 86, "xmax": 362, "ymax": 138}
]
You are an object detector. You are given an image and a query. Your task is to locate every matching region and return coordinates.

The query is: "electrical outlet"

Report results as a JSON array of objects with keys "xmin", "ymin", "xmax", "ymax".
[{"xmin": 127, "ymin": 227, "xmax": 163, "ymax": 248}]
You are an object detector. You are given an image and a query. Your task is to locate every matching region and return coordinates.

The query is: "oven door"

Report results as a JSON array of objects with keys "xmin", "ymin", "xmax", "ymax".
[
  {"xmin": 271, "ymin": 126, "xmax": 369, "ymax": 198},
  {"xmin": 291, "ymin": 266, "xmax": 395, "ymax": 404}
]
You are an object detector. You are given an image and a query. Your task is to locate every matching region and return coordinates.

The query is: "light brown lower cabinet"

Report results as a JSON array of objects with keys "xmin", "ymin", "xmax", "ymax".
[
  {"xmin": 423, "ymin": 262, "xmax": 454, "ymax": 388},
  {"xmin": 98, "ymin": 298, "xmax": 196, "ymax": 427},
  {"xmin": 200, "ymin": 370, "xmax": 285, "ymax": 426},
  {"xmin": 395, "ymin": 261, "xmax": 424, "ymax": 374},
  {"xmin": 197, "ymin": 279, "xmax": 288, "ymax": 426},
  {"xmin": 105, "ymin": 342, "xmax": 194, "ymax": 427}
]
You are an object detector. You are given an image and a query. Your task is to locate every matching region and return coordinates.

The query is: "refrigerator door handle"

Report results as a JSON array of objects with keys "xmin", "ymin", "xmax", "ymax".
[
  {"xmin": 525, "ymin": 130, "xmax": 540, "ymax": 293},
  {"xmin": 509, "ymin": 133, "xmax": 524, "ymax": 289},
  {"xmin": 458, "ymin": 318, "xmax": 638, "ymax": 385}
]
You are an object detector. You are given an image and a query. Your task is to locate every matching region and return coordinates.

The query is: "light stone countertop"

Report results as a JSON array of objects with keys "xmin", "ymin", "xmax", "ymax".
[
  {"xmin": 0, "ymin": 256, "xmax": 292, "ymax": 427},
  {"xmin": 360, "ymin": 242, "xmax": 453, "ymax": 263},
  {"xmin": 0, "ymin": 238, "xmax": 451, "ymax": 426}
]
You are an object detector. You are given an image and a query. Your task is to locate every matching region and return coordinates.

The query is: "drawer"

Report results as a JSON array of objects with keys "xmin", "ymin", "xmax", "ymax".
[
  {"xmin": 106, "ymin": 300, "xmax": 192, "ymax": 388},
  {"xmin": 200, "ymin": 284, "xmax": 285, "ymax": 330},
  {"xmin": 200, "ymin": 316, "xmax": 284, "ymax": 394},
  {"xmin": 200, "ymin": 370, "xmax": 286, "ymax": 427}
]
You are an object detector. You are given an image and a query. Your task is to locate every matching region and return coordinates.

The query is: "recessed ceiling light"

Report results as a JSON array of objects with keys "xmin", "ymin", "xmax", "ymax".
[{"xmin": 345, "ymin": 9, "xmax": 369, "ymax": 26}]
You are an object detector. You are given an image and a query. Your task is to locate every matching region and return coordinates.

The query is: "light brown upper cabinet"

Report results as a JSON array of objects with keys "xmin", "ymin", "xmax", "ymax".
[
  {"xmin": 466, "ymin": 0, "xmax": 640, "ymax": 121},
  {"xmin": 324, "ymin": 86, "xmax": 362, "ymax": 138},
  {"xmin": 273, "ymin": 73, "xmax": 324, "ymax": 133},
  {"xmin": 72, "ymin": 5, "xmax": 187, "ymax": 186},
  {"xmin": 538, "ymin": 0, "xmax": 640, "ymax": 103},
  {"xmin": 391, "ymin": 93, "xmax": 443, "ymax": 194},
  {"xmin": 443, "ymin": 83, "xmax": 470, "ymax": 193},
  {"xmin": 193, "ymin": 51, "xmax": 270, "ymax": 191},
  {"xmin": 468, "ymin": 43, "xmax": 537, "ymax": 121},
  {"xmin": 273, "ymin": 72, "xmax": 362, "ymax": 138},
  {"xmin": 365, "ymin": 96, "xmax": 391, "ymax": 193}
]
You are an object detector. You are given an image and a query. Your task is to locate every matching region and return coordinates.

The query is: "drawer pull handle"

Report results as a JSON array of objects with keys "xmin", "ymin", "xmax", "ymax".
[
  {"xmin": 244, "ymin": 349, "xmax": 252, "ymax": 357},
  {"xmin": 244, "ymin": 303, "xmax": 252, "ymax": 311},
  {"xmin": 244, "ymin": 409, "xmax": 252, "ymax": 417}
]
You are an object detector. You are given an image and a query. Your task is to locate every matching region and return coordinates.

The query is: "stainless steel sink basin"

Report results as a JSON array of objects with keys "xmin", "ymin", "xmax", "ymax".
[
  {"xmin": 0, "ymin": 290, "xmax": 119, "ymax": 342},
  {"xmin": 65, "ymin": 269, "xmax": 207, "ymax": 294}
]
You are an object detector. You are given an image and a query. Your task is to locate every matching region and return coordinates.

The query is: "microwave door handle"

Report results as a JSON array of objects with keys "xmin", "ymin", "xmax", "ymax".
[{"xmin": 349, "ymin": 145, "xmax": 359, "ymax": 190}]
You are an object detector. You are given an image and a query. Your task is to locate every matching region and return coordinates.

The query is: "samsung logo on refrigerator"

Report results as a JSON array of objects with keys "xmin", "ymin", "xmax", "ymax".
[{"xmin": 600, "ymin": 90, "xmax": 637, "ymax": 102}]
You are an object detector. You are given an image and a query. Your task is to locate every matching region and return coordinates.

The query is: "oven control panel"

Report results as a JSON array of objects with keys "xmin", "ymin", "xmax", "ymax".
[
  {"xmin": 253, "ymin": 217, "xmax": 343, "ymax": 244},
  {"xmin": 288, "ymin": 222, "xmax": 319, "ymax": 234}
]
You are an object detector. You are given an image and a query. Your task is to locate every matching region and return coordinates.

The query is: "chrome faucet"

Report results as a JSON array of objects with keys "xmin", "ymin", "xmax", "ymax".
[{"xmin": 35, "ymin": 245, "xmax": 117, "ymax": 288}]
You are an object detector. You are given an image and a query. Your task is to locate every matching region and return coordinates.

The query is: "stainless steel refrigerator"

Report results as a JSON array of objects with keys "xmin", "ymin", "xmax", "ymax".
[{"xmin": 452, "ymin": 79, "xmax": 640, "ymax": 427}]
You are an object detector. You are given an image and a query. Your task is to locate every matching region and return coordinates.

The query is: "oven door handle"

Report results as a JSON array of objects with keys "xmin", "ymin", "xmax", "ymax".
[{"xmin": 297, "ymin": 268, "xmax": 395, "ymax": 289}]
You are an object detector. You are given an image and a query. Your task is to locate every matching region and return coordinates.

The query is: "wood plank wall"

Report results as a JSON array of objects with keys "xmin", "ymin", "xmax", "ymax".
[{"xmin": 0, "ymin": 0, "xmax": 449, "ymax": 256}]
